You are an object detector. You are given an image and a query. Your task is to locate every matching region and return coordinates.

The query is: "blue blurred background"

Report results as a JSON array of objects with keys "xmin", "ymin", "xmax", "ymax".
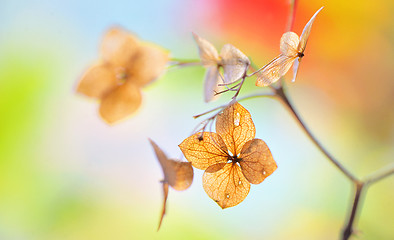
[{"xmin": 0, "ymin": 0, "xmax": 393, "ymax": 239}]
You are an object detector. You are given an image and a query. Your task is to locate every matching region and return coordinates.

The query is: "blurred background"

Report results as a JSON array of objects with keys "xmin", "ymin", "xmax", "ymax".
[{"xmin": 0, "ymin": 0, "xmax": 393, "ymax": 239}]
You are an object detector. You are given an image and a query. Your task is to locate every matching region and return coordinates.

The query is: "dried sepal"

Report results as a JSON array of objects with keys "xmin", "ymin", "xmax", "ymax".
[
  {"xmin": 280, "ymin": 32, "xmax": 299, "ymax": 56},
  {"xmin": 203, "ymin": 66, "xmax": 222, "ymax": 102},
  {"xmin": 192, "ymin": 33, "xmax": 220, "ymax": 67},
  {"xmin": 255, "ymin": 7, "xmax": 323, "ymax": 86},
  {"xmin": 99, "ymin": 82, "xmax": 142, "ymax": 124},
  {"xmin": 100, "ymin": 27, "xmax": 140, "ymax": 68},
  {"xmin": 149, "ymin": 139, "xmax": 193, "ymax": 231},
  {"xmin": 77, "ymin": 63, "xmax": 118, "ymax": 98},
  {"xmin": 298, "ymin": 6, "xmax": 324, "ymax": 53},
  {"xmin": 179, "ymin": 132, "xmax": 228, "ymax": 170},
  {"xmin": 220, "ymin": 44, "xmax": 250, "ymax": 84},
  {"xmin": 239, "ymin": 139, "xmax": 277, "ymax": 184},
  {"xmin": 216, "ymin": 102, "xmax": 256, "ymax": 155},
  {"xmin": 203, "ymin": 163, "xmax": 250, "ymax": 209},
  {"xmin": 127, "ymin": 44, "xmax": 169, "ymax": 87},
  {"xmin": 255, "ymin": 54, "xmax": 296, "ymax": 87}
]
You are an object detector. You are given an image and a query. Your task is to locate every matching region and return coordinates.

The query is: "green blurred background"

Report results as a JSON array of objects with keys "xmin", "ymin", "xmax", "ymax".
[{"xmin": 0, "ymin": 0, "xmax": 393, "ymax": 239}]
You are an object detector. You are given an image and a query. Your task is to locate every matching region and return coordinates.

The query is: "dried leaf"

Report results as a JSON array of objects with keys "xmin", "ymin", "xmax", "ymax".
[
  {"xmin": 127, "ymin": 44, "xmax": 169, "ymax": 87},
  {"xmin": 179, "ymin": 132, "xmax": 228, "ymax": 170},
  {"xmin": 220, "ymin": 44, "xmax": 250, "ymax": 84},
  {"xmin": 298, "ymin": 7, "xmax": 324, "ymax": 53},
  {"xmin": 192, "ymin": 33, "xmax": 220, "ymax": 67},
  {"xmin": 99, "ymin": 82, "xmax": 142, "ymax": 124},
  {"xmin": 239, "ymin": 139, "xmax": 277, "ymax": 184},
  {"xmin": 204, "ymin": 66, "xmax": 221, "ymax": 102},
  {"xmin": 158, "ymin": 182, "xmax": 168, "ymax": 231},
  {"xmin": 77, "ymin": 63, "xmax": 117, "ymax": 98},
  {"xmin": 203, "ymin": 163, "xmax": 250, "ymax": 209},
  {"xmin": 216, "ymin": 102, "xmax": 256, "ymax": 156},
  {"xmin": 280, "ymin": 32, "xmax": 300, "ymax": 57},
  {"xmin": 255, "ymin": 54, "xmax": 296, "ymax": 87}
]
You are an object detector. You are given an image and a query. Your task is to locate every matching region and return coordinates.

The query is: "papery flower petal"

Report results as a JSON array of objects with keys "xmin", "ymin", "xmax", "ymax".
[
  {"xmin": 220, "ymin": 44, "xmax": 250, "ymax": 84},
  {"xmin": 179, "ymin": 132, "xmax": 228, "ymax": 170},
  {"xmin": 255, "ymin": 54, "xmax": 296, "ymax": 87},
  {"xmin": 127, "ymin": 44, "xmax": 169, "ymax": 87},
  {"xmin": 203, "ymin": 162, "xmax": 250, "ymax": 209},
  {"xmin": 149, "ymin": 139, "xmax": 193, "ymax": 191},
  {"xmin": 280, "ymin": 32, "xmax": 300, "ymax": 57},
  {"xmin": 101, "ymin": 27, "xmax": 140, "ymax": 68},
  {"xmin": 204, "ymin": 66, "xmax": 221, "ymax": 102},
  {"xmin": 77, "ymin": 63, "xmax": 118, "ymax": 98},
  {"xmin": 99, "ymin": 82, "xmax": 141, "ymax": 124},
  {"xmin": 216, "ymin": 102, "xmax": 255, "ymax": 156},
  {"xmin": 239, "ymin": 139, "xmax": 277, "ymax": 184},
  {"xmin": 192, "ymin": 33, "xmax": 220, "ymax": 67},
  {"xmin": 298, "ymin": 7, "xmax": 324, "ymax": 53}
]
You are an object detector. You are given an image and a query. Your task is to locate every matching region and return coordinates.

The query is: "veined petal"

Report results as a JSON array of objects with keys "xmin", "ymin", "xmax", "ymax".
[
  {"xmin": 204, "ymin": 66, "xmax": 221, "ymax": 102},
  {"xmin": 203, "ymin": 163, "xmax": 250, "ymax": 209},
  {"xmin": 220, "ymin": 44, "xmax": 250, "ymax": 84},
  {"xmin": 76, "ymin": 63, "xmax": 118, "ymax": 99},
  {"xmin": 192, "ymin": 33, "xmax": 220, "ymax": 67},
  {"xmin": 216, "ymin": 102, "xmax": 255, "ymax": 156},
  {"xmin": 101, "ymin": 27, "xmax": 140, "ymax": 68},
  {"xmin": 127, "ymin": 43, "xmax": 169, "ymax": 87},
  {"xmin": 280, "ymin": 32, "xmax": 300, "ymax": 57},
  {"xmin": 255, "ymin": 54, "xmax": 296, "ymax": 87},
  {"xmin": 149, "ymin": 139, "xmax": 193, "ymax": 191},
  {"xmin": 99, "ymin": 82, "xmax": 142, "ymax": 124},
  {"xmin": 298, "ymin": 7, "xmax": 324, "ymax": 53},
  {"xmin": 179, "ymin": 132, "xmax": 228, "ymax": 170},
  {"xmin": 239, "ymin": 139, "xmax": 277, "ymax": 184},
  {"xmin": 291, "ymin": 58, "xmax": 301, "ymax": 82}
]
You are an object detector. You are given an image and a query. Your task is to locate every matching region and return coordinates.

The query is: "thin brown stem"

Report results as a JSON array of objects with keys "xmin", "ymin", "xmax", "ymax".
[
  {"xmin": 274, "ymin": 84, "xmax": 358, "ymax": 182},
  {"xmin": 342, "ymin": 181, "xmax": 365, "ymax": 240}
]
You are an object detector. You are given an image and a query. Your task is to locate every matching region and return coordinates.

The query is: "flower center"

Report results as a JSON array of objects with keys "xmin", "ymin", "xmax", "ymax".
[
  {"xmin": 298, "ymin": 52, "xmax": 304, "ymax": 58},
  {"xmin": 229, "ymin": 155, "xmax": 241, "ymax": 163}
]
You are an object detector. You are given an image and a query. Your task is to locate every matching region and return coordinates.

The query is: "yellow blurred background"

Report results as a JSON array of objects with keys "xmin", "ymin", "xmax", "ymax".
[{"xmin": 0, "ymin": 0, "xmax": 393, "ymax": 239}]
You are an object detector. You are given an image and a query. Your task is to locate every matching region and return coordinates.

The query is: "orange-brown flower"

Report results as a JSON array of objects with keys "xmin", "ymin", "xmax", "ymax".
[
  {"xmin": 179, "ymin": 102, "xmax": 277, "ymax": 208},
  {"xmin": 149, "ymin": 139, "xmax": 193, "ymax": 230},
  {"xmin": 77, "ymin": 27, "xmax": 169, "ymax": 124}
]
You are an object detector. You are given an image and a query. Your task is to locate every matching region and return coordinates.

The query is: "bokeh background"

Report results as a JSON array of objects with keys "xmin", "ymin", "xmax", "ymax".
[{"xmin": 0, "ymin": 0, "xmax": 393, "ymax": 239}]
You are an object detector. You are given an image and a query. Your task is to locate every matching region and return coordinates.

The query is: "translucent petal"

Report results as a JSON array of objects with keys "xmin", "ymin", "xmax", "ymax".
[
  {"xmin": 99, "ymin": 82, "xmax": 142, "ymax": 124},
  {"xmin": 203, "ymin": 163, "xmax": 250, "ymax": 209},
  {"xmin": 100, "ymin": 27, "xmax": 140, "ymax": 68},
  {"xmin": 192, "ymin": 33, "xmax": 220, "ymax": 67},
  {"xmin": 280, "ymin": 32, "xmax": 300, "ymax": 57},
  {"xmin": 220, "ymin": 44, "xmax": 250, "ymax": 84},
  {"xmin": 76, "ymin": 63, "xmax": 117, "ymax": 98},
  {"xmin": 149, "ymin": 139, "xmax": 193, "ymax": 191},
  {"xmin": 239, "ymin": 139, "xmax": 277, "ymax": 184},
  {"xmin": 298, "ymin": 7, "xmax": 324, "ymax": 53},
  {"xmin": 204, "ymin": 66, "xmax": 221, "ymax": 102},
  {"xmin": 255, "ymin": 54, "xmax": 296, "ymax": 87},
  {"xmin": 179, "ymin": 132, "xmax": 228, "ymax": 170},
  {"xmin": 291, "ymin": 58, "xmax": 301, "ymax": 82},
  {"xmin": 216, "ymin": 102, "xmax": 255, "ymax": 156},
  {"xmin": 126, "ymin": 43, "xmax": 169, "ymax": 87}
]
